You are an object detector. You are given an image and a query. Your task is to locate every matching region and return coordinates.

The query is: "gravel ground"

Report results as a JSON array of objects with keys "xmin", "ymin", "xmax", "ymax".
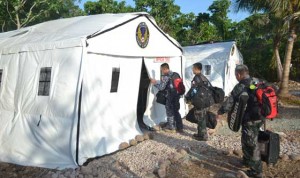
[
  {"xmin": 0, "ymin": 85, "xmax": 299, "ymax": 178},
  {"xmin": 1, "ymin": 111, "xmax": 299, "ymax": 178}
]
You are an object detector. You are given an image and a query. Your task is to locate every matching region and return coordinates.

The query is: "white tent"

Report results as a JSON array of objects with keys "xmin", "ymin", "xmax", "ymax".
[
  {"xmin": 0, "ymin": 13, "xmax": 185, "ymax": 169},
  {"xmin": 183, "ymin": 41, "xmax": 243, "ymax": 96}
]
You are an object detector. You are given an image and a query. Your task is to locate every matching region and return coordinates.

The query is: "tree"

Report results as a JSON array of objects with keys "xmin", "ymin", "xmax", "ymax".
[
  {"xmin": 0, "ymin": 0, "xmax": 83, "ymax": 31},
  {"xmin": 234, "ymin": 0, "xmax": 300, "ymax": 97},
  {"xmin": 134, "ymin": 0, "xmax": 181, "ymax": 37},
  {"xmin": 84, "ymin": 0, "xmax": 134, "ymax": 15},
  {"xmin": 208, "ymin": 0, "xmax": 232, "ymax": 40}
]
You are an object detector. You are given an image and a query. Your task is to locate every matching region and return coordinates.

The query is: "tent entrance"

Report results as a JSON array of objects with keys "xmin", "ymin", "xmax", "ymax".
[{"xmin": 137, "ymin": 59, "xmax": 150, "ymax": 129}]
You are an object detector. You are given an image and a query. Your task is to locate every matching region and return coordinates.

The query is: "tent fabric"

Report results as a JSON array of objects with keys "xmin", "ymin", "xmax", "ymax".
[
  {"xmin": 183, "ymin": 41, "xmax": 243, "ymax": 96},
  {"xmin": 0, "ymin": 13, "xmax": 183, "ymax": 169},
  {"xmin": 142, "ymin": 57, "xmax": 186, "ymax": 127}
]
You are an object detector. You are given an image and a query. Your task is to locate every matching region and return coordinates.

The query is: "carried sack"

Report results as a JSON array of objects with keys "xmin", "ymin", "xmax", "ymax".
[
  {"xmin": 185, "ymin": 108, "xmax": 197, "ymax": 124},
  {"xmin": 211, "ymin": 86, "xmax": 225, "ymax": 104},
  {"xmin": 185, "ymin": 108, "xmax": 217, "ymax": 129},
  {"xmin": 228, "ymin": 91, "xmax": 249, "ymax": 132},
  {"xmin": 255, "ymin": 82, "xmax": 278, "ymax": 119},
  {"xmin": 206, "ymin": 111, "xmax": 217, "ymax": 129},
  {"xmin": 156, "ymin": 90, "xmax": 167, "ymax": 105},
  {"xmin": 171, "ymin": 72, "xmax": 186, "ymax": 95},
  {"xmin": 191, "ymin": 85, "xmax": 215, "ymax": 109}
]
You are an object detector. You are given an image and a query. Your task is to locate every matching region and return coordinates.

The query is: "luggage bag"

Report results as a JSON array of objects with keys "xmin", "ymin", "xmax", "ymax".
[{"xmin": 258, "ymin": 130, "xmax": 280, "ymax": 164}]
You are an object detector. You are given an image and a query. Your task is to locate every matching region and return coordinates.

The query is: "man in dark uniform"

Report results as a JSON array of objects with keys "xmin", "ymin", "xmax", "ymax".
[
  {"xmin": 217, "ymin": 64, "xmax": 263, "ymax": 178},
  {"xmin": 150, "ymin": 63, "xmax": 183, "ymax": 133},
  {"xmin": 185, "ymin": 63, "xmax": 211, "ymax": 141}
]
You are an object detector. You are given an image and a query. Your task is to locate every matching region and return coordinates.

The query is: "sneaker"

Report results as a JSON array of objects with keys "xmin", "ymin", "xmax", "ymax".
[
  {"xmin": 192, "ymin": 134, "xmax": 208, "ymax": 141},
  {"xmin": 237, "ymin": 169, "xmax": 263, "ymax": 178}
]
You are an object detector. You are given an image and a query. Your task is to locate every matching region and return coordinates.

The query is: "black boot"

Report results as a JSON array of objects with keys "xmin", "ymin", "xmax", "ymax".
[{"xmin": 163, "ymin": 117, "xmax": 176, "ymax": 133}]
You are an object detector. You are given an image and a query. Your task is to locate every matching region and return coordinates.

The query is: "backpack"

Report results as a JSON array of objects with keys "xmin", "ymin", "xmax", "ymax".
[
  {"xmin": 254, "ymin": 82, "xmax": 278, "ymax": 119},
  {"xmin": 171, "ymin": 72, "xmax": 185, "ymax": 95},
  {"xmin": 191, "ymin": 84, "xmax": 215, "ymax": 109}
]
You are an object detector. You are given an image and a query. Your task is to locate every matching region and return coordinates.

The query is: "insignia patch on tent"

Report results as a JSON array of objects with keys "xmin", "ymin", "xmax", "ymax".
[{"xmin": 136, "ymin": 22, "xmax": 149, "ymax": 48}]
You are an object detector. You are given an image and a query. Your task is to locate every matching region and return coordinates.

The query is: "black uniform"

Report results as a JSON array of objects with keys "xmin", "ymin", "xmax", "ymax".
[
  {"xmin": 154, "ymin": 71, "xmax": 182, "ymax": 130},
  {"xmin": 218, "ymin": 77, "xmax": 263, "ymax": 175},
  {"xmin": 186, "ymin": 73, "xmax": 210, "ymax": 140}
]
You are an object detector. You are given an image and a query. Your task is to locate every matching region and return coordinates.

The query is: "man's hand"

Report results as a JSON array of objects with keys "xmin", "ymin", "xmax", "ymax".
[{"xmin": 150, "ymin": 78, "xmax": 157, "ymax": 85}]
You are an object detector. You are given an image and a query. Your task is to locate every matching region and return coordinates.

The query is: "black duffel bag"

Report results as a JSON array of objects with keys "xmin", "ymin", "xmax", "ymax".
[
  {"xmin": 185, "ymin": 108, "xmax": 217, "ymax": 129},
  {"xmin": 156, "ymin": 90, "xmax": 167, "ymax": 105},
  {"xmin": 211, "ymin": 86, "xmax": 225, "ymax": 104}
]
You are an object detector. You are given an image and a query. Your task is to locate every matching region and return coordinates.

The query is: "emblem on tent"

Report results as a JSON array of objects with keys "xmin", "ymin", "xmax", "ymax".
[{"xmin": 136, "ymin": 22, "xmax": 149, "ymax": 48}]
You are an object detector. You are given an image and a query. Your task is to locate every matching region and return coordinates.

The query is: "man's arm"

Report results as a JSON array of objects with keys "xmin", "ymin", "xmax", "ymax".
[{"xmin": 150, "ymin": 76, "xmax": 169, "ymax": 91}]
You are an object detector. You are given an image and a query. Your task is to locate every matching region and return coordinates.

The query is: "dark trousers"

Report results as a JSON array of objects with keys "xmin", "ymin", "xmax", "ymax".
[
  {"xmin": 241, "ymin": 121, "xmax": 263, "ymax": 173},
  {"xmin": 194, "ymin": 108, "xmax": 208, "ymax": 138},
  {"xmin": 165, "ymin": 93, "xmax": 182, "ymax": 129}
]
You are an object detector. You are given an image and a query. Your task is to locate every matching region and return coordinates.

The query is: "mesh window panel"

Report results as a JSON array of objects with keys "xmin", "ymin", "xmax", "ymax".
[
  {"xmin": 38, "ymin": 67, "xmax": 52, "ymax": 96},
  {"xmin": 110, "ymin": 67, "xmax": 120, "ymax": 93}
]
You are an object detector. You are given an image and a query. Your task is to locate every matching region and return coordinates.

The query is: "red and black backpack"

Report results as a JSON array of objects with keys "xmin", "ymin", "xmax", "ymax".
[
  {"xmin": 251, "ymin": 80, "xmax": 278, "ymax": 120},
  {"xmin": 171, "ymin": 72, "xmax": 186, "ymax": 95}
]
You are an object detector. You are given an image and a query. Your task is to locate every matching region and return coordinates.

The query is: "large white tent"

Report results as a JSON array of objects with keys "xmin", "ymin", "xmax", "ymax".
[
  {"xmin": 0, "ymin": 13, "xmax": 185, "ymax": 169},
  {"xmin": 183, "ymin": 41, "xmax": 243, "ymax": 96}
]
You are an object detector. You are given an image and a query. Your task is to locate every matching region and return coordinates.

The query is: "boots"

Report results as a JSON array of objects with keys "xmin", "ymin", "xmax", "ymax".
[{"xmin": 163, "ymin": 116, "xmax": 176, "ymax": 133}]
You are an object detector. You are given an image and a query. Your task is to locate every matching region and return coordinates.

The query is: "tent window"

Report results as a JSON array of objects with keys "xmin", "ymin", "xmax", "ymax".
[
  {"xmin": 110, "ymin": 67, "xmax": 120, "ymax": 93},
  {"xmin": 0, "ymin": 69, "xmax": 3, "ymax": 88},
  {"xmin": 38, "ymin": 67, "xmax": 52, "ymax": 96},
  {"xmin": 204, "ymin": 65, "xmax": 211, "ymax": 75}
]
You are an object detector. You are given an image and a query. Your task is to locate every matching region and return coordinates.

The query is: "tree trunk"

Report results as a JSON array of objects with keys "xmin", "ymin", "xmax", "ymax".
[
  {"xmin": 274, "ymin": 39, "xmax": 283, "ymax": 81},
  {"xmin": 279, "ymin": 26, "xmax": 296, "ymax": 97},
  {"xmin": 16, "ymin": 13, "xmax": 21, "ymax": 29}
]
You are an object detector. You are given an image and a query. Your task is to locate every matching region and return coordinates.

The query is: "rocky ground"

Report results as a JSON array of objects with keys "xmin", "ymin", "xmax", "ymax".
[{"xmin": 0, "ymin": 82, "xmax": 299, "ymax": 178}]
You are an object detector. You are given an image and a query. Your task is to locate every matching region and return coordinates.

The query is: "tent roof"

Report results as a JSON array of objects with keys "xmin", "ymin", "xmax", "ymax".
[
  {"xmin": 183, "ymin": 41, "xmax": 236, "ymax": 60},
  {"xmin": 0, "ymin": 12, "xmax": 180, "ymax": 54}
]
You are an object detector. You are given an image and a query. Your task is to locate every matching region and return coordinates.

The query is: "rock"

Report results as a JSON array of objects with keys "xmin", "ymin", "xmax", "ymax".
[
  {"xmin": 80, "ymin": 166, "xmax": 93, "ymax": 175},
  {"xmin": 177, "ymin": 148, "xmax": 188, "ymax": 156},
  {"xmin": 208, "ymin": 129, "xmax": 216, "ymax": 135},
  {"xmin": 51, "ymin": 173, "xmax": 59, "ymax": 178},
  {"xmin": 223, "ymin": 149, "xmax": 233, "ymax": 156},
  {"xmin": 135, "ymin": 135, "xmax": 145, "ymax": 142},
  {"xmin": 153, "ymin": 125, "xmax": 161, "ymax": 131},
  {"xmin": 174, "ymin": 153, "xmax": 183, "ymax": 161},
  {"xmin": 143, "ymin": 133, "xmax": 150, "ymax": 140},
  {"xmin": 84, "ymin": 175, "xmax": 93, "ymax": 178},
  {"xmin": 129, "ymin": 139, "xmax": 138, "ymax": 146},
  {"xmin": 233, "ymin": 149, "xmax": 243, "ymax": 157},
  {"xmin": 290, "ymin": 154, "xmax": 300, "ymax": 161},
  {"xmin": 58, "ymin": 174, "xmax": 66, "ymax": 178},
  {"xmin": 160, "ymin": 160, "xmax": 171, "ymax": 170},
  {"xmin": 157, "ymin": 168, "xmax": 167, "ymax": 178},
  {"xmin": 119, "ymin": 142, "xmax": 130, "ymax": 150},
  {"xmin": 236, "ymin": 170, "xmax": 249, "ymax": 178},
  {"xmin": 280, "ymin": 154, "xmax": 289, "ymax": 161},
  {"xmin": 276, "ymin": 132, "xmax": 287, "ymax": 138},
  {"xmin": 200, "ymin": 164, "xmax": 205, "ymax": 168},
  {"xmin": 223, "ymin": 172, "xmax": 237, "ymax": 178},
  {"xmin": 145, "ymin": 173, "xmax": 157, "ymax": 178}
]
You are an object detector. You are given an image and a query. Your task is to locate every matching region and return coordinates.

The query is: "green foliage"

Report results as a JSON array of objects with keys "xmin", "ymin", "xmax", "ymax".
[
  {"xmin": 208, "ymin": 0, "xmax": 232, "ymax": 40},
  {"xmin": 0, "ymin": 0, "xmax": 83, "ymax": 31},
  {"xmin": 134, "ymin": 0, "xmax": 181, "ymax": 37},
  {"xmin": 84, "ymin": 0, "xmax": 134, "ymax": 14}
]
